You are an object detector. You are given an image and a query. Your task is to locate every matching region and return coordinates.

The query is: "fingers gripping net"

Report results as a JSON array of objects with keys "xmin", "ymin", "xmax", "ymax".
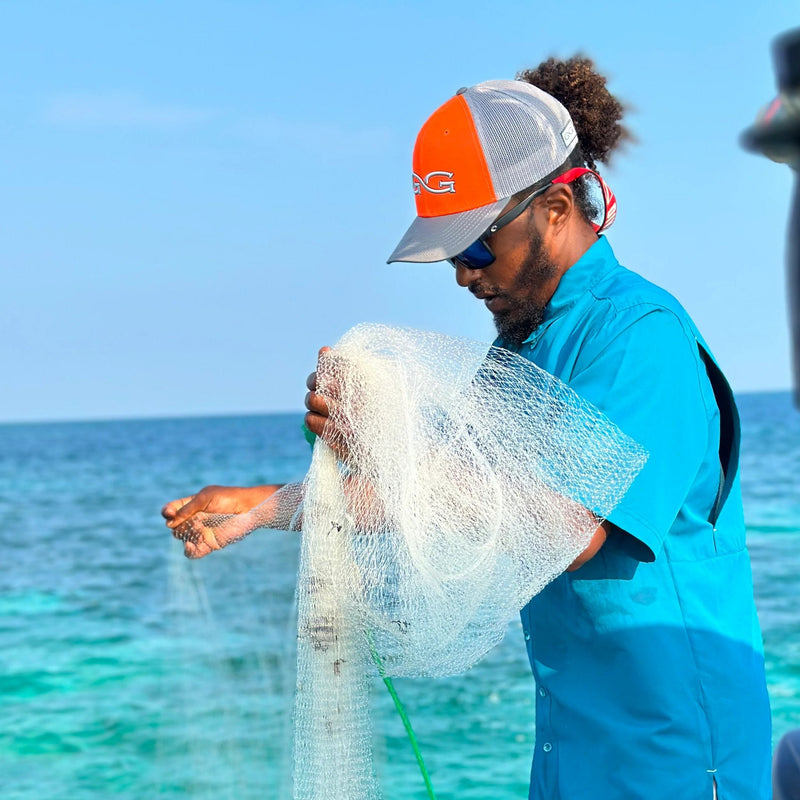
[
  {"xmin": 202, "ymin": 324, "xmax": 647, "ymax": 799},
  {"xmin": 175, "ymin": 484, "xmax": 305, "ymax": 553}
]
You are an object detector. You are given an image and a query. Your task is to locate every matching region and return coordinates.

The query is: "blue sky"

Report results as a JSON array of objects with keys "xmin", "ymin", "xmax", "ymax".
[{"xmin": 0, "ymin": 1, "xmax": 797, "ymax": 422}]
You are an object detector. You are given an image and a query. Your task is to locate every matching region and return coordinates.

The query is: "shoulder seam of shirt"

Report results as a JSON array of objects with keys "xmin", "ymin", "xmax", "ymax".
[{"xmin": 580, "ymin": 297, "xmax": 717, "ymax": 422}]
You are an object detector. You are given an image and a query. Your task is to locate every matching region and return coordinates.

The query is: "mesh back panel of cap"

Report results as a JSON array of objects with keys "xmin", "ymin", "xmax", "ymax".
[{"xmin": 465, "ymin": 80, "xmax": 577, "ymax": 200}]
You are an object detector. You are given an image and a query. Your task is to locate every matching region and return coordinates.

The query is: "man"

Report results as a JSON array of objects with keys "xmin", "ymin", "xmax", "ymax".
[{"xmin": 165, "ymin": 61, "xmax": 772, "ymax": 799}]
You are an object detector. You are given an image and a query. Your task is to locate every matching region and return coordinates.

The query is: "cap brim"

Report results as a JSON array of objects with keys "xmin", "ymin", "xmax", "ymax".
[{"xmin": 386, "ymin": 198, "xmax": 508, "ymax": 263}]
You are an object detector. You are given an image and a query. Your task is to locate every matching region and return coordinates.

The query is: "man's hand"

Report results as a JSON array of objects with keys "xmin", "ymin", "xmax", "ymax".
[
  {"xmin": 305, "ymin": 347, "xmax": 352, "ymax": 463},
  {"xmin": 162, "ymin": 484, "xmax": 281, "ymax": 559},
  {"xmin": 161, "ymin": 485, "xmax": 280, "ymax": 529}
]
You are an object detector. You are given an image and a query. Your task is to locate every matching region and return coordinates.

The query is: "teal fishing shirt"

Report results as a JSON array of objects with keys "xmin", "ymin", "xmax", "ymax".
[{"xmin": 504, "ymin": 237, "xmax": 771, "ymax": 800}]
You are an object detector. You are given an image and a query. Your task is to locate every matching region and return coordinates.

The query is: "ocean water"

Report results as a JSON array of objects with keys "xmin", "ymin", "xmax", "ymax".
[{"xmin": 2, "ymin": 393, "xmax": 799, "ymax": 800}]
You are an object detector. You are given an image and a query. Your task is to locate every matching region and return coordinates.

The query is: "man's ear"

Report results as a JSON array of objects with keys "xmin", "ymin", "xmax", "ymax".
[{"xmin": 542, "ymin": 184, "xmax": 575, "ymax": 231}]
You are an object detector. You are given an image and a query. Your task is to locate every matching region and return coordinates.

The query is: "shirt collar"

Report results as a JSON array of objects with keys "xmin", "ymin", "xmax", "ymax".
[{"xmin": 522, "ymin": 236, "xmax": 618, "ymax": 345}]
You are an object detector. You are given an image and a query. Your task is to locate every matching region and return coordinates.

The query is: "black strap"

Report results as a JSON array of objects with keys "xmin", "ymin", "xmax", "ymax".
[{"xmin": 697, "ymin": 344, "xmax": 741, "ymax": 526}]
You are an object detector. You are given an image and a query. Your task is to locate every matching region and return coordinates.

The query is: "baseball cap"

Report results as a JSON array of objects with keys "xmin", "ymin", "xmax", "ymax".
[{"xmin": 387, "ymin": 79, "xmax": 579, "ymax": 264}]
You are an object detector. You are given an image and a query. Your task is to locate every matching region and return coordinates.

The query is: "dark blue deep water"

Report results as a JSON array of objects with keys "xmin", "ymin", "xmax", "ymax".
[{"xmin": 1, "ymin": 394, "xmax": 798, "ymax": 799}]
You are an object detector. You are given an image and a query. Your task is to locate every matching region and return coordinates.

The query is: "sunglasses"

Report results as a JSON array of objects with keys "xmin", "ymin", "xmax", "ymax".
[{"xmin": 447, "ymin": 167, "xmax": 616, "ymax": 270}]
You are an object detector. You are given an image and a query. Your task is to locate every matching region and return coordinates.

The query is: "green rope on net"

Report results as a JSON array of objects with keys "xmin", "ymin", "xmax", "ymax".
[
  {"xmin": 366, "ymin": 632, "xmax": 437, "ymax": 800},
  {"xmin": 305, "ymin": 427, "xmax": 435, "ymax": 798}
]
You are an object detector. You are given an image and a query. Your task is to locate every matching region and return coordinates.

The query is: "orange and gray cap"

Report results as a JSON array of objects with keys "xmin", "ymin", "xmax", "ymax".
[{"xmin": 387, "ymin": 79, "xmax": 580, "ymax": 264}]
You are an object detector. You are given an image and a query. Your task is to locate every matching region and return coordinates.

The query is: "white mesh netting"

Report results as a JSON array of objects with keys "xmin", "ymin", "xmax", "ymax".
[{"xmin": 178, "ymin": 323, "xmax": 648, "ymax": 799}]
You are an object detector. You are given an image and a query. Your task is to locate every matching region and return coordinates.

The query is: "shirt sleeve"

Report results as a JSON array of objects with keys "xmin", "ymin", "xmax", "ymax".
[{"xmin": 566, "ymin": 306, "xmax": 713, "ymax": 562}]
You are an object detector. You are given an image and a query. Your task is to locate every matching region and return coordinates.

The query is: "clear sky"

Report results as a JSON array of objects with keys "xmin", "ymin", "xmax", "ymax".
[{"xmin": 0, "ymin": 1, "xmax": 797, "ymax": 422}]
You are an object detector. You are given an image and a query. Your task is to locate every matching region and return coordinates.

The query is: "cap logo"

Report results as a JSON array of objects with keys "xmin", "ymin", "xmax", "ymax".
[
  {"xmin": 561, "ymin": 119, "xmax": 577, "ymax": 148},
  {"xmin": 413, "ymin": 170, "xmax": 455, "ymax": 195}
]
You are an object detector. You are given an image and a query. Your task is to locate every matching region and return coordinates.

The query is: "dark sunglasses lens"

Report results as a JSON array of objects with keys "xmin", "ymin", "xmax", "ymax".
[{"xmin": 450, "ymin": 239, "xmax": 495, "ymax": 269}]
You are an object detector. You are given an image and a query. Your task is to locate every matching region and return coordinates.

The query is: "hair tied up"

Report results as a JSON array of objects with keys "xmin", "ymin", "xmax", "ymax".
[{"xmin": 517, "ymin": 55, "xmax": 632, "ymax": 170}]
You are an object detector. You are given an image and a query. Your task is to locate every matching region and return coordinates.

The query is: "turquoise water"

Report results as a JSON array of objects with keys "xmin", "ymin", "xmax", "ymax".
[{"xmin": 2, "ymin": 394, "xmax": 799, "ymax": 799}]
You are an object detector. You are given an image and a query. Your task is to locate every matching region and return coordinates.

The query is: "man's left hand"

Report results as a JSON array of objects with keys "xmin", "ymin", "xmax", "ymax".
[{"xmin": 304, "ymin": 346, "xmax": 353, "ymax": 463}]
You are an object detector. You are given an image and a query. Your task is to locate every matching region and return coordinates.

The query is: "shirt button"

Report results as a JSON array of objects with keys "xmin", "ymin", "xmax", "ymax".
[
  {"xmin": 543, "ymin": 742, "xmax": 553, "ymax": 753},
  {"xmin": 523, "ymin": 630, "xmax": 531, "ymax": 641},
  {"xmin": 538, "ymin": 687, "xmax": 547, "ymax": 697}
]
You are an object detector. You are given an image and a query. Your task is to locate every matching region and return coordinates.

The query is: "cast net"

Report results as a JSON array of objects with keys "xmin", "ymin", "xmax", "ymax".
[{"xmin": 178, "ymin": 323, "xmax": 648, "ymax": 799}]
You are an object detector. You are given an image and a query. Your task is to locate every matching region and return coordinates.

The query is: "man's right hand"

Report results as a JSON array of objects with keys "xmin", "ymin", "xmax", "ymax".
[
  {"xmin": 162, "ymin": 484, "xmax": 283, "ymax": 559},
  {"xmin": 161, "ymin": 484, "xmax": 281, "ymax": 530}
]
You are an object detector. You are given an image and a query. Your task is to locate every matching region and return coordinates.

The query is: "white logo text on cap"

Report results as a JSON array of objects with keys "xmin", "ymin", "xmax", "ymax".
[
  {"xmin": 413, "ymin": 171, "xmax": 456, "ymax": 194},
  {"xmin": 561, "ymin": 120, "xmax": 577, "ymax": 148}
]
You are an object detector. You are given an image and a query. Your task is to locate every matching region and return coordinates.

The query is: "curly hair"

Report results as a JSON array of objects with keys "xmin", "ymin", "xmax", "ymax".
[{"xmin": 514, "ymin": 56, "xmax": 632, "ymax": 223}]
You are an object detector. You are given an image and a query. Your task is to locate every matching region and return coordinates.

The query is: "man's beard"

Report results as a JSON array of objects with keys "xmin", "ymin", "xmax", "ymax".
[{"xmin": 492, "ymin": 230, "xmax": 558, "ymax": 348}]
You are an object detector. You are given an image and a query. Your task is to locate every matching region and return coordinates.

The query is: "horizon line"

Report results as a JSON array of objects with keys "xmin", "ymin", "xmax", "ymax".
[
  {"xmin": 0, "ymin": 408, "xmax": 306, "ymax": 428},
  {"xmin": 0, "ymin": 386, "xmax": 794, "ymax": 427}
]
